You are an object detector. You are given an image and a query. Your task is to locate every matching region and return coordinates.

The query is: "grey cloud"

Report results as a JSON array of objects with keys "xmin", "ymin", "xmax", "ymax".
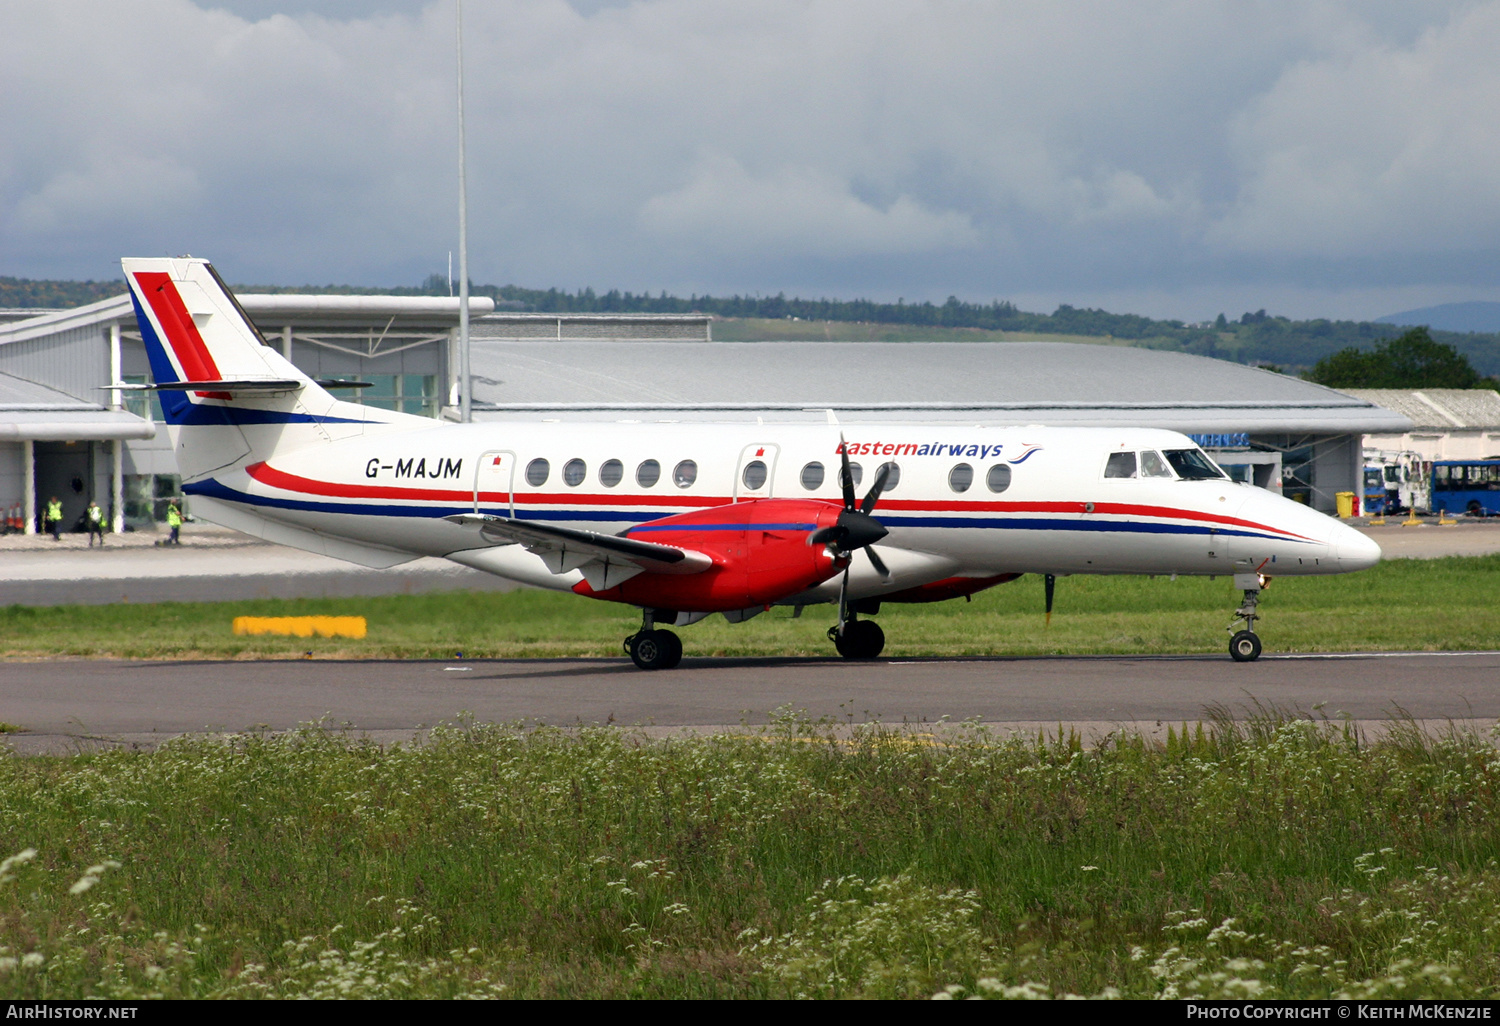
[{"xmin": 0, "ymin": 0, "xmax": 1495, "ymax": 321}]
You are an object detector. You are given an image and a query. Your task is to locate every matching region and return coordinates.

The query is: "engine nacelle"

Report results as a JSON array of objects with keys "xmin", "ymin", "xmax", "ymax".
[{"xmin": 573, "ymin": 498, "xmax": 846, "ymax": 611}]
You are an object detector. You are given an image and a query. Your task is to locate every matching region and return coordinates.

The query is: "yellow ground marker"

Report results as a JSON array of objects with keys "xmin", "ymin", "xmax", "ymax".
[{"xmin": 233, "ymin": 616, "xmax": 367, "ymax": 639}]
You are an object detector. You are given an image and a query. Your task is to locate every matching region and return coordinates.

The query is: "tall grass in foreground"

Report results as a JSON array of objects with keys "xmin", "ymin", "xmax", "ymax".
[
  {"xmin": 2, "ymin": 554, "xmax": 1497, "ymax": 660},
  {"xmin": 1, "ymin": 714, "xmax": 1499, "ymax": 998}
]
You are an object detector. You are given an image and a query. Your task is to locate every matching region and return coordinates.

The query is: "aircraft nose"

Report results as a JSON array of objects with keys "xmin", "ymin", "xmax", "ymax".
[{"xmin": 1333, "ymin": 523, "xmax": 1382, "ymax": 571}]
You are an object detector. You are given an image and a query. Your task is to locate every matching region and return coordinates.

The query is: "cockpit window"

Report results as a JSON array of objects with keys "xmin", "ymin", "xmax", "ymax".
[
  {"xmin": 1164, "ymin": 448, "xmax": 1225, "ymax": 480},
  {"xmin": 1104, "ymin": 452, "xmax": 1136, "ymax": 478},
  {"xmin": 1140, "ymin": 450, "xmax": 1174, "ymax": 478}
]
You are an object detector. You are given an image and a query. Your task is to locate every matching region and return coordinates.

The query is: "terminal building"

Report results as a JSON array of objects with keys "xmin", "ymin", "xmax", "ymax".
[{"xmin": 0, "ymin": 291, "xmax": 1409, "ymax": 534}]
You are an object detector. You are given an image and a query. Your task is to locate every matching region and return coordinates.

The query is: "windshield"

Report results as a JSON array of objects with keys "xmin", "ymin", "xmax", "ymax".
[{"xmin": 1164, "ymin": 448, "xmax": 1225, "ymax": 480}]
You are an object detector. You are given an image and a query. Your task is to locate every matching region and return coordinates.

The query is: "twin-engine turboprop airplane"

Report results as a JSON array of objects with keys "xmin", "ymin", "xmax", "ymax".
[{"xmin": 119, "ymin": 257, "xmax": 1382, "ymax": 669}]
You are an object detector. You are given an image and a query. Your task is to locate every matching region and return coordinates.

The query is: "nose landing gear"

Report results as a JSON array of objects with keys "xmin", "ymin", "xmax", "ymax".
[
  {"xmin": 1227, "ymin": 573, "xmax": 1268, "ymax": 662},
  {"xmin": 625, "ymin": 609, "xmax": 683, "ymax": 670}
]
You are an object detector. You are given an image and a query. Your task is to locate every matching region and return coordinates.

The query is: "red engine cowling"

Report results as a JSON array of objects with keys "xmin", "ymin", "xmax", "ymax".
[{"xmin": 573, "ymin": 498, "xmax": 846, "ymax": 612}]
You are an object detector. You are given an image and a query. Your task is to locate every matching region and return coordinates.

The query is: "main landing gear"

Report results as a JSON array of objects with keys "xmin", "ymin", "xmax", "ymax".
[
  {"xmin": 829, "ymin": 618, "xmax": 885, "ymax": 660},
  {"xmin": 1227, "ymin": 573, "xmax": 1268, "ymax": 662},
  {"xmin": 828, "ymin": 598, "xmax": 886, "ymax": 660},
  {"xmin": 624, "ymin": 609, "xmax": 682, "ymax": 670}
]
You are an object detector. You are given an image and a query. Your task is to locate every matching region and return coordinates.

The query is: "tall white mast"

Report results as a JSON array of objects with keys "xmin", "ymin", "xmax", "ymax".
[{"xmin": 456, "ymin": 0, "xmax": 471, "ymax": 423}]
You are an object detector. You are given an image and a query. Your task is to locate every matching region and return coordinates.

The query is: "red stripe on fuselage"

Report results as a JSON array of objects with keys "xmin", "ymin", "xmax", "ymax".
[
  {"xmin": 248, "ymin": 462, "xmax": 480, "ymax": 502},
  {"xmin": 132, "ymin": 271, "xmax": 230, "ymax": 400},
  {"xmin": 244, "ymin": 464, "xmax": 1311, "ymax": 541},
  {"xmin": 874, "ymin": 497, "xmax": 1316, "ymax": 542}
]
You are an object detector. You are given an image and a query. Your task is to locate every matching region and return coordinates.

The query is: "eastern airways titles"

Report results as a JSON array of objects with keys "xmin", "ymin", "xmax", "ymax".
[{"xmin": 365, "ymin": 456, "xmax": 463, "ymax": 480}]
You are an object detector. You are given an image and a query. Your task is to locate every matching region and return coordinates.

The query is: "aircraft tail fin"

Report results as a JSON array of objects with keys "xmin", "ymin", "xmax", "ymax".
[{"xmin": 120, "ymin": 257, "xmax": 414, "ymax": 481}]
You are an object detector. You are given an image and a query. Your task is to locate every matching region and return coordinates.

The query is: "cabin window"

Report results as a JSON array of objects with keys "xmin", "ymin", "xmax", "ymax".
[
  {"xmin": 1140, "ymin": 451, "xmax": 1173, "ymax": 478},
  {"xmin": 673, "ymin": 459, "xmax": 698, "ymax": 488},
  {"xmin": 742, "ymin": 460, "xmax": 768, "ymax": 490},
  {"xmin": 562, "ymin": 459, "xmax": 587, "ymax": 487},
  {"xmin": 525, "ymin": 458, "xmax": 550, "ymax": 487},
  {"xmin": 599, "ymin": 459, "xmax": 624, "ymax": 487},
  {"xmin": 1105, "ymin": 452, "xmax": 1137, "ymax": 478},
  {"xmin": 949, "ymin": 463, "xmax": 973, "ymax": 492},
  {"xmin": 1164, "ymin": 449, "xmax": 1225, "ymax": 480},
  {"xmin": 636, "ymin": 459, "xmax": 661, "ymax": 487},
  {"xmin": 801, "ymin": 462, "xmax": 825, "ymax": 490},
  {"xmin": 840, "ymin": 462, "xmax": 864, "ymax": 490},
  {"xmin": 876, "ymin": 462, "xmax": 901, "ymax": 492},
  {"xmin": 986, "ymin": 464, "xmax": 1012, "ymax": 493}
]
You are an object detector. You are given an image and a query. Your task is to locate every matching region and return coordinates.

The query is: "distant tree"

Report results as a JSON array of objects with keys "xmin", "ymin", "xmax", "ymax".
[{"xmin": 1305, "ymin": 327, "xmax": 1483, "ymax": 388}]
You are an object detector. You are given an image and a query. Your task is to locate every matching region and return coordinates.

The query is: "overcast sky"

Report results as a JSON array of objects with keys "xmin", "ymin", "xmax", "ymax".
[{"xmin": 3, "ymin": 0, "xmax": 1499, "ymax": 321}]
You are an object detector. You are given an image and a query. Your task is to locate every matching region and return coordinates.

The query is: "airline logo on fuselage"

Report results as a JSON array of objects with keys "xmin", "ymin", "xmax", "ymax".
[{"xmin": 836, "ymin": 441, "xmax": 1041, "ymax": 463}]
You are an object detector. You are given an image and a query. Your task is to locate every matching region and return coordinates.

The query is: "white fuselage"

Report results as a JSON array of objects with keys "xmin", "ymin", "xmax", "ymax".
[{"xmin": 183, "ymin": 419, "xmax": 1380, "ymax": 608}]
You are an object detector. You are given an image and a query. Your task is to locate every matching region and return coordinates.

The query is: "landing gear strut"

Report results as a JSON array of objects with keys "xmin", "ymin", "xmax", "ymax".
[
  {"xmin": 625, "ymin": 609, "xmax": 683, "ymax": 670},
  {"xmin": 1227, "ymin": 573, "xmax": 1267, "ymax": 662}
]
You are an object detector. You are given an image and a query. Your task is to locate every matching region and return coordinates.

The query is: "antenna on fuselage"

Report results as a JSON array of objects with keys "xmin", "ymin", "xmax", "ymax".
[{"xmin": 1044, "ymin": 573, "xmax": 1056, "ymax": 627}]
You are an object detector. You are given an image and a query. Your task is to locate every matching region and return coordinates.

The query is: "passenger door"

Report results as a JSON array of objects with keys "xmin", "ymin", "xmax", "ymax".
[{"xmin": 474, "ymin": 450, "xmax": 516, "ymax": 516}]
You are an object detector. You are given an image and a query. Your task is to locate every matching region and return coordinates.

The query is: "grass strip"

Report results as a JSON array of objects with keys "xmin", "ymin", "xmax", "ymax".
[
  {"xmin": 0, "ymin": 713, "xmax": 1498, "ymax": 998},
  {"xmin": 1, "ymin": 555, "xmax": 1496, "ymax": 661}
]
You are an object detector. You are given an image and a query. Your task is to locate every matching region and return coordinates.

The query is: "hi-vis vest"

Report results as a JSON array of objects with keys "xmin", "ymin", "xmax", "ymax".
[{"xmin": 46, "ymin": 501, "xmax": 62, "ymax": 522}]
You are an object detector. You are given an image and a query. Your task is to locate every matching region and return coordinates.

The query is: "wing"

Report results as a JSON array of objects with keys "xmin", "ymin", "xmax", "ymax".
[{"xmin": 445, "ymin": 513, "xmax": 715, "ymax": 590}]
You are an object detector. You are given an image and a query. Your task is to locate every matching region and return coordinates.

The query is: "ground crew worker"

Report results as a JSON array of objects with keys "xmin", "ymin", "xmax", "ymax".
[
  {"xmin": 166, "ymin": 501, "xmax": 182, "ymax": 546},
  {"xmin": 86, "ymin": 500, "xmax": 105, "ymax": 547},
  {"xmin": 45, "ymin": 496, "xmax": 63, "ymax": 541}
]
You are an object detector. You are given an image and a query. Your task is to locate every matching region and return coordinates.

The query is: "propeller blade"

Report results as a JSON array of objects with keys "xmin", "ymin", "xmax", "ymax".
[
  {"xmin": 1044, "ymin": 573, "xmax": 1056, "ymax": 628},
  {"xmin": 860, "ymin": 463, "xmax": 891, "ymax": 514},
  {"xmin": 866, "ymin": 546, "xmax": 891, "ymax": 580},
  {"xmin": 807, "ymin": 525, "xmax": 845, "ymax": 548},
  {"xmin": 838, "ymin": 434, "xmax": 856, "ymax": 511},
  {"xmin": 836, "ymin": 564, "xmax": 851, "ymax": 636}
]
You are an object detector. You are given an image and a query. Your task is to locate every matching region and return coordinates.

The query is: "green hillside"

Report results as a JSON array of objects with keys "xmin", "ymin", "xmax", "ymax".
[{"xmin": 7, "ymin": 273, "xmax": 1499, "ymax": 375}]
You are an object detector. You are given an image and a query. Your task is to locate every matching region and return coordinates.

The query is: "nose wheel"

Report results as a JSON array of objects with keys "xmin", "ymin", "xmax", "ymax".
[
  {"xmin": 1229, "ymin": 630, "xmax": 1262, "ymax": 662},
  {"xmin": 1227, "ymin": 575, "xmax": 1266, "ymax": 662}
]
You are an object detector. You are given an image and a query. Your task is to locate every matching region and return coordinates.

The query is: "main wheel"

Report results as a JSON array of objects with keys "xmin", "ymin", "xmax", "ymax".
[
  {"xmin": 1229, "ymin": 630, "xmax": 1262, "ymax": 663},
  {"xmin": 835, "ymin": 619, "xmax": 885, "ymax": 660},
  {"xmin": 655, "ymin": 629, "xmax": 683, "ymax": 669},
  {"xmin": 628, "ymin": 629, "xmax": 682, "ymax": 670}
]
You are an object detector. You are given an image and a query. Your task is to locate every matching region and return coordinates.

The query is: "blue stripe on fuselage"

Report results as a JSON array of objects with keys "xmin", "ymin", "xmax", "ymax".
[{"xmin": 184, "ymin": 478, "xmax": 1312, "ymax": 542}]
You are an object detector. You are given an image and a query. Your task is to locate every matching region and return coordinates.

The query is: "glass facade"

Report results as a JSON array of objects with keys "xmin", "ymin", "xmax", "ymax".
[{"xmin": 350, "ymin": 375, "xmax": 440, "ymax": 417}]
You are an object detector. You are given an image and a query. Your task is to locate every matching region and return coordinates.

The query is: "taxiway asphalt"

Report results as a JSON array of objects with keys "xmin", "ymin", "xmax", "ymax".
[{"xmin": 3, "ymin": 651, "xmax": 1497, "ymax": 753}]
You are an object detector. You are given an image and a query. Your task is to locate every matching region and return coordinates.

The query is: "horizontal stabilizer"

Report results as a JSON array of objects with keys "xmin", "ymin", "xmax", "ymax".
[
  {"xmin": 445, "ymin": 514, "xmax": 714, "ymax": 576},
  {"xmin": 106, "ymin": 379, "xmax": 303, "ymax": 393}
]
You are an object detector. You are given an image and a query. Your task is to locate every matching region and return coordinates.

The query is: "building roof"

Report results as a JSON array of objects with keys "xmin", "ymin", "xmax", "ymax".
[
  {"xmin": 0, "ymin": 371, "xmax": 154, "ymax": 441},
  {"xmin": 0, "ymin": 294, "xmax": 497, "ymax": 345},
  {"xmin": 1340, "ymin": 389, "xmax": 1500, "ymax": 430},
  {"xmin": 469, "ymin": 339, "xmax": 1412, "ymax": 433}
]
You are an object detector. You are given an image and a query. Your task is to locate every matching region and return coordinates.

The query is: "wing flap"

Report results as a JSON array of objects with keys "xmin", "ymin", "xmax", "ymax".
[{"xmin": 445, "ymin": 514, "xmax": 715, "ymax": 578}]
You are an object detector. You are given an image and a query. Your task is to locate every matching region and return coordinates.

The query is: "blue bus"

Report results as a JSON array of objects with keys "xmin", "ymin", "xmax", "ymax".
[{"xmin": 1432, "ymin": 459, "xmax": 1500, "ymax": 516}]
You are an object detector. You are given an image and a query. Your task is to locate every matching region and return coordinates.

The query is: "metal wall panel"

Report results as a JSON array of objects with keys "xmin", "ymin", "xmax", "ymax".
[
  {"xmin": 0, "ymin": 441, "xmax": 24, "ymax": 508},
  {"xmin": 0, "ymin": 326, "xmax": 109, "ymax": 399}
]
